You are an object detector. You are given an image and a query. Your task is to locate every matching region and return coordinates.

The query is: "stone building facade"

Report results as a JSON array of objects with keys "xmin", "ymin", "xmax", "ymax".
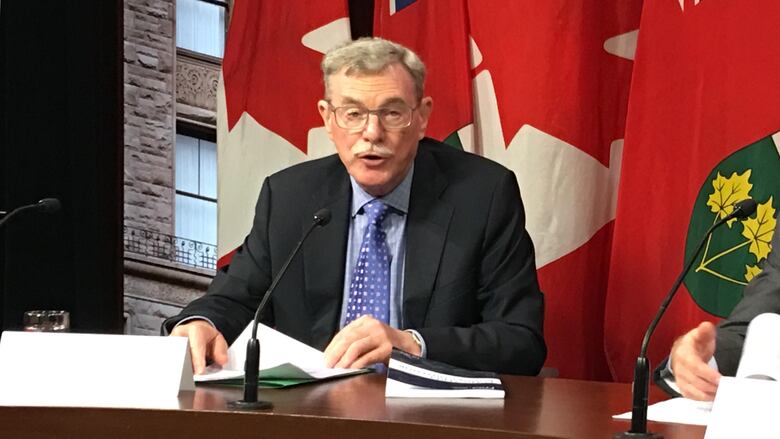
[{"xmin": 122, "ymin": 0, "xmax": 224, "ymax": 334}]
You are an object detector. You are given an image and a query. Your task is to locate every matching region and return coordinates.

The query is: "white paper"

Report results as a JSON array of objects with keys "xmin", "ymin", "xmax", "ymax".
[
  {"xmin": 385, "ymin": 378, "xmax": 505, "ymax": 398},
  {"xmin": 704, "ymin": 376, "xmax": 780, "ymax": 438},
  {"xmin": 613, "ymin": 398, "xmax": 712, "ymax": 426},
  {"xmin": 736, "ymin": 313, "xmax": 780, "ymax": 380},
  {"xmin": 194, "ymin": 322, "xmax": 361, "ymax": 382},
  {"xmin": 0, "ymin": 331, "xmax": 193, "ymax": 409}
]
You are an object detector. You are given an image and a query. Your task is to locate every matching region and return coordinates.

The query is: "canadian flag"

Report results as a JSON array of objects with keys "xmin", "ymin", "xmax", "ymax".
[
  {"xmin": 375, "ymin": 0, "xmax": 643, "ymax": 380},
  {"xmin": 216, "ymin": 0, "xmax": 351, "ymax": 266}
]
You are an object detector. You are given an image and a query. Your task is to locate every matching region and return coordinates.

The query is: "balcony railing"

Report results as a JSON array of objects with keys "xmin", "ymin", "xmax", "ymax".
[{"xmin": 123, "ymin": 225, "xmax": 217, "ymax": 270}]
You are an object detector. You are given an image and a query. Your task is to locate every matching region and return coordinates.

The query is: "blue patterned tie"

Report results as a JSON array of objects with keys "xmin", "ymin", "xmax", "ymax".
[{"xmin": 344, "ymin": 200, "xmax": 391, "ymax": 325}]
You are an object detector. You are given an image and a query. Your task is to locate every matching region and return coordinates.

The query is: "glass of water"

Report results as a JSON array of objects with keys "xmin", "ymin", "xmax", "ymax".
[{"xmin": 23, "ymin": 310, "xmax": 70, "ymax": 332}]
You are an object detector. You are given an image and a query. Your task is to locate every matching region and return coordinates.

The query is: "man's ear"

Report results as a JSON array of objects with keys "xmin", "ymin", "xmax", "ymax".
[
  {"xmin": 317, "ymin": 100, "xmax": 333, "ymax": 136},
  {"xmin": 416, "ymin": 96, "xmax": 433, "ymax": 140}
]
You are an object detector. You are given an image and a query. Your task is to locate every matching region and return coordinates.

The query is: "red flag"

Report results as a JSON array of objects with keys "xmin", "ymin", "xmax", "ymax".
[
  {"xmin": 217, "ymin": 1, "xmax": 351, "ymax": 266},
  {"xmin": 605, "ymin": 0, "xmax": 780, "ymax": 382},
  {"xmin": 373, "ymin": 0, "xmax": 472, "ymax": 143},
  {"xmin": 375, "ymin": 0, "xmax": 642, "ymax": 380}
]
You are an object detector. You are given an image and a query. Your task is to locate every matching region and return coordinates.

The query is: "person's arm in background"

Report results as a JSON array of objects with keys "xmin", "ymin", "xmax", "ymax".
[{"xmin": 655, "ymin": 229, "xmax": 780, "ymax": 400}]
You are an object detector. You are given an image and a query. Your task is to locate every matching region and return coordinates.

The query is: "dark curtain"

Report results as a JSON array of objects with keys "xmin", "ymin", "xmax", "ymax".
[{"xmin": 0, "ymin": 0, "xmax": 124, "ymax": 332}]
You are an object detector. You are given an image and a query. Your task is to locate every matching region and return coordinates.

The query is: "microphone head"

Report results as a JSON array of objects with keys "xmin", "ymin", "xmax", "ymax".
[
  {"xmin": 37, "ymin": 198, "xmax": 62, "ymax": 214},
  {"xmin": 732, "ymin": 199, "xmax": 757, "ymax": 219},
  {"xmin": 313, "ymin": 208, "xmax": 331, "ymax": 226}
]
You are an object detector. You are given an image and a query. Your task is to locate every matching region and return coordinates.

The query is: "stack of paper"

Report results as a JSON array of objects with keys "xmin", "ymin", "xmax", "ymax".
[
  {"xmin": 385, "ymin": 349, "xmax": 505, "ymax": 398},
  {"xmin": 195, "ymin": 323, "xmax": 369, "ymax": 388}
]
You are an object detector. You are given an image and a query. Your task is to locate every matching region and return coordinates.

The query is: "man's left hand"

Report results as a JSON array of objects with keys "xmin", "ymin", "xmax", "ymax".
[{"xmin": 324, "ymin": 315, "xmax": 420, "ymax": 368}]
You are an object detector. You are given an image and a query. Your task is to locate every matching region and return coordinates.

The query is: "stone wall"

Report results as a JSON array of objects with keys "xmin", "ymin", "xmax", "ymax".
[
  {"xmin": 122, "ymin": 0, "xmax": 220, "ymax": 335},
  {"xmin": 123, "ymin": 0, "xmax": 176, "ymax": 235}
]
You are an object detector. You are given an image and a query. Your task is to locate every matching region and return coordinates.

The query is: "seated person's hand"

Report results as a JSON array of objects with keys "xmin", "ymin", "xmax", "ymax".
[
  {"xmin": 170, "ymin": 319, "xmax": 228, "ymax": 375},
  {"xmin": 323, "ymin": 315, "xmax": 420, "ymax": 369},
  {"xmin": 670, "ymin": 321, "xmax": 721, "ymax": 401}
]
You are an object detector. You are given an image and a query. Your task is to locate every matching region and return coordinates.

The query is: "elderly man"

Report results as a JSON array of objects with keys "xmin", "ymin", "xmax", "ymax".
[
  {"xmin": 656, "ymin": 228, "xmax": 780, "ymax": 400},
  {"xmin": 165, "ymin": 37, "xmax": 546, "ymax": 376}
]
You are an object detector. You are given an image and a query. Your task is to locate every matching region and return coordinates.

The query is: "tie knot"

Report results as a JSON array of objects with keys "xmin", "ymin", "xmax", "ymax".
[{"xmin": 364, "ymin": 200, "xmax": 389, "ymax": 225}]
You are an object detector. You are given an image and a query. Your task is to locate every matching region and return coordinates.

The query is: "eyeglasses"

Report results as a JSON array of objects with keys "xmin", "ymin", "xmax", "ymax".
[{"xmin": 328, "ymin": 102, "xmax": 418, "ymax": 131}]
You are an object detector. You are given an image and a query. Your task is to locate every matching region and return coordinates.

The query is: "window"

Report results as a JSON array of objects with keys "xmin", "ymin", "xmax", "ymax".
[
  {"xmin": 176, "ymin": 0, "xmax": 227, "ymax": 58},
  {"xmin": 175, "ymin": 131, "xmax": 217, "ymax": 246}
]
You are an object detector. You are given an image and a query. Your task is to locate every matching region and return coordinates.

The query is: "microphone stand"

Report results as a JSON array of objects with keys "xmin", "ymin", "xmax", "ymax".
[
  {"xmin": 228, "ymin": 209, "xmax": 331, "ymax": 410},
  {"xmin": 615, "ymin": 199, "xmax": 756, "ymax": 438},
  {"xmin": 0, "ymin": 198, "xmax": 61, "ymax": 229}
]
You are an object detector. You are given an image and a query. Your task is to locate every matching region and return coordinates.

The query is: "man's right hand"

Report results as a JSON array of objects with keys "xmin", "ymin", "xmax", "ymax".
[
  {"xmin": 170, "ymin": 320, "xmax": 228, "ymax": 375},
  {"xmin": 669, "ymin": 321, "xmax": 721, "ymax": 401}
]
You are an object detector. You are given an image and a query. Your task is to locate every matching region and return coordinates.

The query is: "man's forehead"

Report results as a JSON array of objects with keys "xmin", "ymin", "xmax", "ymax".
[{"xmin": 328, "ymin": 64, "xmax": 416, "ymax": 97}]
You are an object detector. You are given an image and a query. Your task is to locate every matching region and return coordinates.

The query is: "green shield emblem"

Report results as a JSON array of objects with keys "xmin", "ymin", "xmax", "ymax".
[{"xmin": 683, "ymin": 133, "xmax": 780, "ymax": 317}]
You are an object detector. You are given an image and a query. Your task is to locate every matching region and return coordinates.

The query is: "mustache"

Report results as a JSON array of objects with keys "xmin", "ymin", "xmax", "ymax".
[{"xmin": 351, "ymin": 142, "xmax": 393, "ymax": 158}]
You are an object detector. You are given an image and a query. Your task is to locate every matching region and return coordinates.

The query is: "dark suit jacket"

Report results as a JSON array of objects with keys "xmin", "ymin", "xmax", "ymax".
[
  {"xmin": 165, "ymin": 138, "xmax": 546, "ymax": 375},
  {"xmin": 655, "ymin": 223, "xmax": 780, "ymax": 394}
]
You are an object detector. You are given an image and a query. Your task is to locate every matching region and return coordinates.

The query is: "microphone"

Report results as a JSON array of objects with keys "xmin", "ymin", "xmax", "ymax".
[
  {"xmin": 0, "ymin": 198, "xmax": 62, "ymax": 229},
  {"xmin": 615, "ymin": 198, "xmax": 756, "ymax": 439},
  {"xmin": 228, "ymin": 208, "xmax": 332, "ymax": 410}
]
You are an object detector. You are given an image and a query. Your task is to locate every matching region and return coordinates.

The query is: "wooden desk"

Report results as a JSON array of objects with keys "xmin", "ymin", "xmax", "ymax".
[{"xmin": 0, "ymin": 374, "xmax": 704, "ymax": 438}]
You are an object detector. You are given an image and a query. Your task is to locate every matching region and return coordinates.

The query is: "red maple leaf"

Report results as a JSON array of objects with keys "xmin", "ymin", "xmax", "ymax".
[
  {"xmin": 223, "ymin": 0, "xmax": 349, "ymax": 154},
  {"xmin": 468, "ymin": 0, "xmax": 642, "ymax": 164}
]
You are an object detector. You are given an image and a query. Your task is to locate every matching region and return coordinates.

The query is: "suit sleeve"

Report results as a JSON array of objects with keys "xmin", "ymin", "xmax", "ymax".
[
  {"xmin": 162, "ymin": 179, "xmax": 275, "ymax": 344},
  {"xmin": 714, "ymin": 229, "xmax": 780, "ymax": 376},
  {"xmin": 418, "ymin": 171, "xmax": 546, "ymax": 375}
]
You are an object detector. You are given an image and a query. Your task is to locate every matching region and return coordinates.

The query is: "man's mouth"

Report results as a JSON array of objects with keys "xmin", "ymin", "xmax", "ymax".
[
  {"xmin": 354, "ymin": 144, "xmax": 393, "ymax": 165},
  {"xmin": 357, "ymin": 152, "xmax": 389, "ymax": 165}
]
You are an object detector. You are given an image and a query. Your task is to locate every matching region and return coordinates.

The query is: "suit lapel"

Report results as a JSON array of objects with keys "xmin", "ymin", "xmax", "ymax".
[
  {"xmin": 403, "ymin": 144, "xmax": 452, "ymax": 328},
  {"xmin": 303, "ymin": 162, "xmax": 351, "ymax": 347}
]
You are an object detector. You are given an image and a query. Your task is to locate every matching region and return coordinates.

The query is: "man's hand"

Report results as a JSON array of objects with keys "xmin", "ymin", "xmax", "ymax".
[
  {"xmin": 670, "ymin": 321, "xmax": 721, "ymax": 401},
  {"xmin": 323, "ymin": 315, "xmax": 420, "ymax": 368},
  {"xmin": 170, "ymin": 320, "xmax": 228, "ymax": 375}
]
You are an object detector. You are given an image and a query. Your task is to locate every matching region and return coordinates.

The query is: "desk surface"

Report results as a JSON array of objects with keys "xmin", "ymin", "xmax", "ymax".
[{"xmin": 0, "ymin": 373, "xmax": 704, "ymax": 439}]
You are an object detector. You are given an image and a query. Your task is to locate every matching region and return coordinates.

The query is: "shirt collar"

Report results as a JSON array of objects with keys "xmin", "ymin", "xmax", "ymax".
[{"xmin": 350, "ymin": 163, "xmax": 414, "ymax": 217}]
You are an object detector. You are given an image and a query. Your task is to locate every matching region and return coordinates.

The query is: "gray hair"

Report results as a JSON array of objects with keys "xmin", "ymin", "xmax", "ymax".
[{"xmin": 321, "ymin": 37, "xmax": 426, "ymax": 101}]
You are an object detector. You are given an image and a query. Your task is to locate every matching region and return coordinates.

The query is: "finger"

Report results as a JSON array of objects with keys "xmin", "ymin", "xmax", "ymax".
[
  {"xmin": 324, "ymin": 332, "xmax": 353, "ymax": 368},
  {"xmin": 678, "ymin": 375, "xmax": 718, "ymax": 401},
  {"xmin": 675, "ymin": 362, "xmax": 720, "ymax": 398},
  {"xmin": 189, "ymin": 331, "xmax": 209, "ymax": 375},
  {"xmin": 691, "ymin": 321, "xmax": 717, "ymax": 346},
  {"xmin": 689, "ymin": 360, "xmax": 721, "ymax": 386},
  {"xmin": 335, "ymin": 336, "xmax": 375, "ymax": 369},
  {"xmin": 324, "ymin": 318, "xmax": 376, "ymax": 367},
  {"xmin": 681, "ymin": 371, "xmax": 719, "ymax": 397},
  {"xmin": 210, "ymin": 333, "xmax": 229, "ymax": 366}
]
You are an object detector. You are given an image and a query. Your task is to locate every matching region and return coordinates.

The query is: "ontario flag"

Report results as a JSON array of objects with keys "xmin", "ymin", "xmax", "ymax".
[
  {"xmin": 604, "ymin": 0, "xmax": 780, "ymax": 382},
  {"xmin": 375, "ymin": 0, "xmax": 642, "ymax": 380},
  {"xmin": 216, "ymin": 0, "xmax": 351, "ymax": 266}
]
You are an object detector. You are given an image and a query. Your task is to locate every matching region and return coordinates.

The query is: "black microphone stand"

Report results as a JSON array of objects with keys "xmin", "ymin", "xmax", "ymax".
[
  {"xmin": 0, "ymin": 198, "xmax": 61, "ymax": 229},
  {"xmin": 614, "ymin": 199, "xmax": 756, "ymax": 438},
  {"xmin": 228, "ymin": 209, "xmax": 331, "ymax": 410}
]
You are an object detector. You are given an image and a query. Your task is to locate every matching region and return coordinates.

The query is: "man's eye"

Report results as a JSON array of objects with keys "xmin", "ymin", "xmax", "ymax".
[
  {"xmin": 343, "ymin": 109, "xmax": 365, "ymax": 119},
  {"xmin": 381, "ymin": 109, "xmax": 403, "ymax": 119}
]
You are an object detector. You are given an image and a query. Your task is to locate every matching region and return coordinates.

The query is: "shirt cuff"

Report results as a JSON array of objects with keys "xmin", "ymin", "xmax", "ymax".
[
  {"xmin": 165, "ymin": 316, "xmax": 216, "ymax": 335},
  {"xmin": 405, "ymin": 329, "xmax": 427, "ymax": 357}
]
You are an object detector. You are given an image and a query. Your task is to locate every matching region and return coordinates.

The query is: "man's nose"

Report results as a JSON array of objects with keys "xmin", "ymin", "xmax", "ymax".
[{"xmin": 362, "ymin": 113, "xmax": 384, "ymax": 141}]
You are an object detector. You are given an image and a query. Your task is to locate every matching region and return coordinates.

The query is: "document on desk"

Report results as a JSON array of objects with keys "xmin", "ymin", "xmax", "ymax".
[
  {"xmin": 613, "ymin": 398, "xmax": 712, "ymax": 426},
  {"xmin": 386, "ymin": 349, "xmax": 505, "ymax": 398},
  {"xmin": 194, "ymin": 323, "xmax": 370, "ymax": 388}
]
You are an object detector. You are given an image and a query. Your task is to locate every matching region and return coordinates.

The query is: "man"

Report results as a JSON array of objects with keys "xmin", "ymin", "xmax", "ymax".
[
  {"xmin": 656, "ymin": 227, "xmax": 779, "ymax": 400},
  {"xmin": 165, "ymin": 37, "xmax": 546, "ymax": 376}
]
